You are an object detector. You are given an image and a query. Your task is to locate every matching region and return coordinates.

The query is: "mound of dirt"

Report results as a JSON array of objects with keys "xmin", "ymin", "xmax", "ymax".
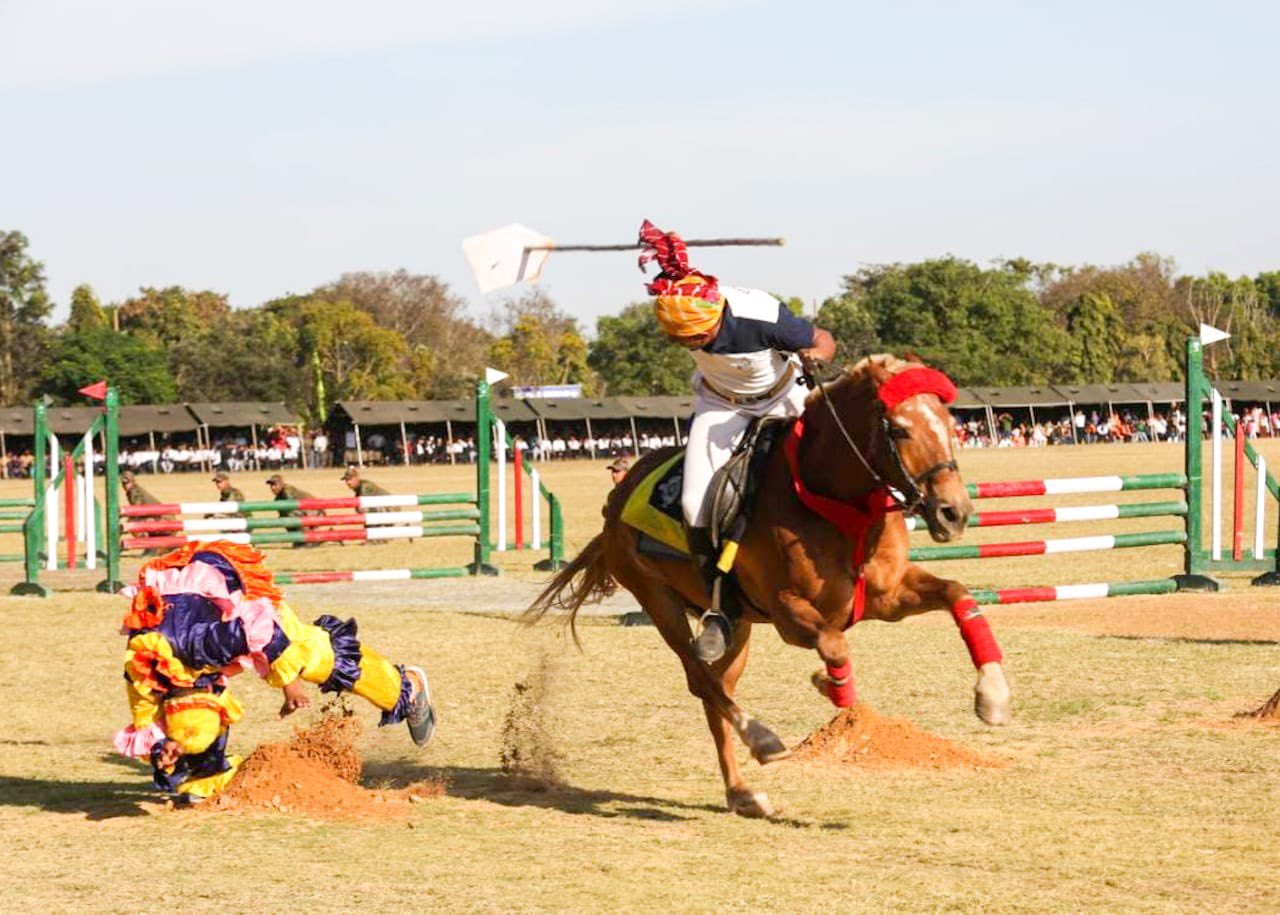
[
  {"xmin": 203, "ymin": 707, "xmax": 444, "ymax": 820},
  {"xmin": 792, "ymin": 704, "xmax": 1000, "ymax": 770}
]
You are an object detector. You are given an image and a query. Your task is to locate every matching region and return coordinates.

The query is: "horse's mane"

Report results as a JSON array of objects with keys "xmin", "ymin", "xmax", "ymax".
[{"xmin": 805, "ymin": 353, "xmax": 918, "ymax": 407}]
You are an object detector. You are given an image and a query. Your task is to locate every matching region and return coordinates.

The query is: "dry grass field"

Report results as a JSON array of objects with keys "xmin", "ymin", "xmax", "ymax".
[{"xmin": 1, "ymin": 442, "xmax": 1278, "ymax": 912}]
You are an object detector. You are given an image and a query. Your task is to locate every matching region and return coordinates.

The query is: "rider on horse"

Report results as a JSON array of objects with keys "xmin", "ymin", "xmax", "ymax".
[{"xmin": 639, "ymin": 219, "xmax": 836, "ymax": 663}]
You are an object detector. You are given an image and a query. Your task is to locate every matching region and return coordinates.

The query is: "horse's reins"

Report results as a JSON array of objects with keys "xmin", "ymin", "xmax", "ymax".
[{"xmin": 800, "ymin": 358, "xmax": 958, "ymax": 516}]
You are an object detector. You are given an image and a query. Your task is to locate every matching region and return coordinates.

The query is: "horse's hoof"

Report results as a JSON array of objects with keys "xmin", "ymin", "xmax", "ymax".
[
  {"xmin": 744, "ymin": 719, "xmax": 791, "ymax": 765},
  {"xmin": 810, "ymin": 670, "xmax": 831, "ymax": 699},
  {"xmin": 727, "ymin": 787, "xmax": 776, "ymax": 819},
  {"xmin": 975, "ymin": 662, "xmax": 1012, "ymax": 726},
  {"xmin": 976, "ymin": 693, "xmax": 1012, "ymax": 726},
  {"xmin": 810, "ymin": 669, "xmax": 855, "ymax": 708}
]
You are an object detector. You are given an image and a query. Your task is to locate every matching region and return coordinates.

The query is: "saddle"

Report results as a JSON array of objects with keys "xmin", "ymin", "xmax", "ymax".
[{"xmin": 620, "ymin": 418, "xmax": 790, "ymax": 563}]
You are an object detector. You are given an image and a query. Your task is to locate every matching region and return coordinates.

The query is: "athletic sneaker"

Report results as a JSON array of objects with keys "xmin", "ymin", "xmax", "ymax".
[{"xmin": 404, "ymin": 666, "xmax": 436, "ymax": 747}]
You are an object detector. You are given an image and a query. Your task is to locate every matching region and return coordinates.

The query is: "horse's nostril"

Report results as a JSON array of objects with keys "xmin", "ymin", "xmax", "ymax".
[{"xmin": 940, "ymin": 504, "xmax": 962, "ymax": 525}]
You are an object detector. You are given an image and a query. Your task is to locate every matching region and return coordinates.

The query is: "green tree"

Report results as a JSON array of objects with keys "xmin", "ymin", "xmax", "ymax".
[
  {"xmin": 67, "ymin": 284, "xmax": 107, "ymax": 331},
  {"xmin": 838, "ymin": 257, "xmax": 1072, "ymax": 385},
  {"xmin": 1178, "ymin": 272, "xmax": 1278, "ymax": 378},
  {"xmin": 41, "ymin": 327, "xmax": 177, "ymax": 404},
  {"xmin": 288, "ymin": 298, "xmax": 415, "ymax": 417},
  {"xmin": 319, "ymin": 270, "xmax": 491, "ymax": 397},
  {"xmin": 0, "ymin": 230, "xmax": 54, "ymax": 404},
  {"xmin": 1255, "ymin": 271, "xmax": 1280, "ymax": 318},
  {"xmin": 1040, "ymin": 254, "xmax": 1187, "ymax": 380},
  {"xmin": 167, "ymin": 308, "xmax": 301, "ymax": 404},
  {"xmin": 117, "ymin": 286, "xmax": 231, "ymax": 348},
  {"xmin": 488, "ymin": 290, "xmax": 595, "ymax": 391},
  {"xmin": 588, "ymin": 302, "xmax": 695, "ymax": 396},
  {"xmin": 1064, "ymin": 292, "xmax": 1124, "ymax": 382},
  {"xmin": 816, "ymin": 294, "xmax": 880, "ymax": 367}
]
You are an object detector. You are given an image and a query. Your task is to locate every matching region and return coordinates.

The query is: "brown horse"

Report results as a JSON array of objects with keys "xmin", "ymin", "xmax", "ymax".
[{"xmin": 524, "ymin": 355, "xmax": 1011, "ymax": 817}]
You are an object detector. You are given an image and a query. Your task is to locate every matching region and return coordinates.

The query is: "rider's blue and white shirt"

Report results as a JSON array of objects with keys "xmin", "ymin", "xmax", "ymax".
[{"xmin": 689, "ymin": 287, "xmax": 815, "ymax": 399}]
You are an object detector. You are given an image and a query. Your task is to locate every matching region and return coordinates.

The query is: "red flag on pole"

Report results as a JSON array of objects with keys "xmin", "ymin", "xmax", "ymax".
[{"xmin": 78, "ymin": 380, "xmax": 108, "ymax": 400}]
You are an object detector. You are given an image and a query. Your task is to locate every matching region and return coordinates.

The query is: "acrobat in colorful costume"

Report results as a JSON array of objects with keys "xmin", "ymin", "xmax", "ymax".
[{"xmin": 113, "ymin": 541, "xmax": 435, "ymax": 800}]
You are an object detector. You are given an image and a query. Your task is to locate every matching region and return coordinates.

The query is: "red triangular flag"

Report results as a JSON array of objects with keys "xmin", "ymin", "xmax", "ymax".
[{"xmin": 78, "ymin": 380, "xmax": 108, "ymax": 400}]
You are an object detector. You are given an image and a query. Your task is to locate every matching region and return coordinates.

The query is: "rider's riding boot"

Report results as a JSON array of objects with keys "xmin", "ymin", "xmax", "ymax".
[{"xmin": 688, "ymin": 527, "xmax": 739, "ymax": 664}]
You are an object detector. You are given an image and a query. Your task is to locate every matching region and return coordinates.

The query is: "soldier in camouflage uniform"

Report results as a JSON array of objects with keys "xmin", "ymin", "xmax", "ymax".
[
  {"xmin": 121, "ymin": 469, "xmax": 169, "ymax": 556},
  {"xmin": 342, "ymin": 466, "xmax": 391, "ymax": 502},
  {"xmin": 266, "ymin": 473, "xmax": 321, "ymax": 548},
  {"xmin": 342, "ymin": 466, "xmax": 393, "ymax": 544},
  {"xmin": 210, "ymin": 471, "xmax": 246, "ymax": 519}
]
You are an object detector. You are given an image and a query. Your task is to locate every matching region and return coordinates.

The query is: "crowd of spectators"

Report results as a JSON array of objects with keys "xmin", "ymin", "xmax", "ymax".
[
  {"xmin": 8, "ymin": 407, "xmax": 1280, "ymax": 478},
  {"xmin": 115, "ymin": 425, "xmax": 310, "ymax": 474},
  {"xmin": 952, "ymin": 409, "xmax": 1189, "ymax": 449},
  {"xmin": 338, "ymin": 423, "xmax": 685, "ymax": 466}
]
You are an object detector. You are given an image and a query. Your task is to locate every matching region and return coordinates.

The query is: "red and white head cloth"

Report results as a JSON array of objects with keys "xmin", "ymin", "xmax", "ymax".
[{"xmin": 637, "ymin": 219, "xmax": 724, "ymax": 337}]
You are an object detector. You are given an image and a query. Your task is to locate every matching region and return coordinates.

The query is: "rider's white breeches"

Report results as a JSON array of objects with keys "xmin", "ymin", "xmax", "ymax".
[{"xmin": 681, "ymin": 379, "xmax": 808, "ymax": 528}]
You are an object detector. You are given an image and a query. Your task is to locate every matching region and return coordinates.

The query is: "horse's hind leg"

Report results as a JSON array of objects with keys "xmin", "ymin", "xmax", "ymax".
[
  {"xmin": 704, "ymin": 625, "xmax": 788, "ymax": 818},
  {"xmin": 626, "ymin": 580, "xmax": 783, "ymax": 817}
]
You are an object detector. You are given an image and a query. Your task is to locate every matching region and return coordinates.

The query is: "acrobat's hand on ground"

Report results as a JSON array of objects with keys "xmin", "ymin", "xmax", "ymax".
[{"xmin": 279, "ymin": 679, "xmax": 311, "ymax": 718}]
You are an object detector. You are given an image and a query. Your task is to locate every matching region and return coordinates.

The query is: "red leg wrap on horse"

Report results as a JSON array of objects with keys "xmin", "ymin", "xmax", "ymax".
[
  {"xmin": 825, "ymin": 662, "xmax": 856, "ymax": 708},
  {"xmin": 952, "ymin": 598, "xmax": 1003, "ymax": 667}
]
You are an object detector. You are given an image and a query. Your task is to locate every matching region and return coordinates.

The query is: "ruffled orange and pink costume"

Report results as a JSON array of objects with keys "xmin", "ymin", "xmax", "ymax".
[{"xmin": 115, "ymin": 542, "xmax": 418, "ymax": 799}]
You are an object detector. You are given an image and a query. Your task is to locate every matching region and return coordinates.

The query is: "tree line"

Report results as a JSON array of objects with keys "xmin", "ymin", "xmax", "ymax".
[{"xmin": 3, "ymin": 229, "xmax": 1279, "ymax": 422}]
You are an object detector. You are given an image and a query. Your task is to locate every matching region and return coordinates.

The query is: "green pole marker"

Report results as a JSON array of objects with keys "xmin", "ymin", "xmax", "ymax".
[
  {"xmin": 469, "ymin": 378, "xmax": 497, "ymax": 575},
  {"xmin": 1116, "ymin": 473, "xmax": 1187, "ymax": 490},
  {"xmin": 408, "ymin": 567, "xmax": 471, "ymax": 580},
  {"xmin": 1172, "ymin": 337, "xmax": 1218, "ymax": 591},
  {"xmin": 14, "ymin": 403, "xmax": 48, "ymax": 594},
  {"xmin": 1185, "ymin": 337, "xmax": 1203, "ymax": 575},
  {"xmin": 534, "ymin": 493, "xmax": 566, "ymax": 571},
  {"xmin": 1106, "ymin": 578, "xmax": 1180, "ymax": 597},
  {"xmin": 99, "ymin": 387, "xmax": 122, "ymax": 592}
]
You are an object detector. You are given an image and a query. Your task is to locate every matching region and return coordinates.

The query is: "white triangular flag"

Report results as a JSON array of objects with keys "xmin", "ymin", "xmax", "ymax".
[
  {"xmin": 485, "ymin": 367, "xmax": 510, "ymax": 385},
  {"xmin": 1199, "ymin": 324, "xmax": 1230, "ymax": 346},
  {"xmin": 462, "ymin": 224, "xmax": 555, "ymax": 294}
]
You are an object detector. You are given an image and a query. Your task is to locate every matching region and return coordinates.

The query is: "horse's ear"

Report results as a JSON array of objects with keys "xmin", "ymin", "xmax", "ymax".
[{"xmin": 865, "ymin": 355, "xmax": 895, "ymax": 385}]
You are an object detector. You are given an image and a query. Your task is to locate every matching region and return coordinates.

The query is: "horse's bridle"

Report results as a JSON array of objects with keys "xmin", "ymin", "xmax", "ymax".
[{"xmin": 802, "ymin": 359, "xmax": 958, "ymax": 516}]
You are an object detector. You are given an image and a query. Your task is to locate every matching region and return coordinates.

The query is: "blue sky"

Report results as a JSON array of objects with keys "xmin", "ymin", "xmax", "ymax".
[{"xmin": 2, "ymin": 0, "xmax": 1278, "ymax": 328}]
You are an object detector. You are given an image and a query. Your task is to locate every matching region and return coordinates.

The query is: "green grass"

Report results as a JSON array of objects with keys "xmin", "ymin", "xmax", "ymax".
[{"xmin": 1, "ymin": 445, "xmax": 1279, "ymax": 911}]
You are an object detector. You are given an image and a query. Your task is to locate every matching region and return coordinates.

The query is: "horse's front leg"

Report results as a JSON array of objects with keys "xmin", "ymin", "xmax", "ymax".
[
  {"xmin": 883, "ymin": 564, "xmax": 1011, "ymax": 725},
  {"xmin": 771, "ymin": 592, "xmax": 858, "ymax": 708}
]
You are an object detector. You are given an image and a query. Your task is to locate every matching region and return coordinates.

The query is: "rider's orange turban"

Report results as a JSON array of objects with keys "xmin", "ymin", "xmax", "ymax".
[{"xmin": 638, "ymin": 220, "xmax": 723, "ymax": 338}]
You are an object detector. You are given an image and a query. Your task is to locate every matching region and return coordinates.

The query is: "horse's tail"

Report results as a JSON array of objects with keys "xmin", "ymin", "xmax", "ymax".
[{"xmin": 521, "ymin": 533, "xmax": 616, "ymax": 647}]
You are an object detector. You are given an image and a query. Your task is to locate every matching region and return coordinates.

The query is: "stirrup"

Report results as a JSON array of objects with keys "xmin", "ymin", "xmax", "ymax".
[{"xmin": 693, "ymin": 609, "xmax": 732, "ymax": 664}]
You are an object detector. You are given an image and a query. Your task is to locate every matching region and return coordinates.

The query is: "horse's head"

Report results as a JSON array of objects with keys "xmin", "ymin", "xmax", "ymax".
[{"xmin": 810, "ymin": 355, "xmax": 972, "ymax": 542}]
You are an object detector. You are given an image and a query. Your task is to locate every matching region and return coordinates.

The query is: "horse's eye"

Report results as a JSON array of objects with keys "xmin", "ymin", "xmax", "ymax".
[{"xmin": 887, "ymin": 425, "xmax": 911, "ymax": 440}]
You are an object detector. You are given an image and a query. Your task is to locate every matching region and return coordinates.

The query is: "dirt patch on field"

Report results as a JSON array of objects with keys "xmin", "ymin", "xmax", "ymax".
[
  {"xmin": 200, "ymin": 707, "xmax": 443, "ymax": 820},
  {"xmin": 499, "ymin": 653, "xmax": 565, "ymax": 790},
  {"xmin": 792, "ymin": 704, "xmax": 1001, "ymax": 770}
]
